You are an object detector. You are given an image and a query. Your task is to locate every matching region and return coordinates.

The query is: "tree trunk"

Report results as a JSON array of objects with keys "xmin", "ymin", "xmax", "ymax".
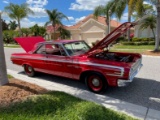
[
  {"xmin": 0, "ymin": 13, "xmax": 9, "ymax": 86},
  {"xmin": 155, "ymin": 3, "xmax": 160, "ymax": 51},
  {"xmin": 106, "ymin": 19, "xmax": 110, "ymax": 35},
  {"xmin": 18, "ymin": 19, "xmax": 22, "ymax": 36},
  {"xmin": 151, "ymin": 28, "xmax": 155, "ymax": 39},
  {"xmin": 52, "ymin": 24, "xmax": 56, "ymax": 40},
  {"xmin": 127, "ymin": 14, "xmax": 131, "ymax": 41}
]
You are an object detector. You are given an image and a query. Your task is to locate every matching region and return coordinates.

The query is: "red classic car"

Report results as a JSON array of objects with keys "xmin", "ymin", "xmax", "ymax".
[{"xmin": 11, "ymin": 22, "xmax": 142, "ymax": 93}]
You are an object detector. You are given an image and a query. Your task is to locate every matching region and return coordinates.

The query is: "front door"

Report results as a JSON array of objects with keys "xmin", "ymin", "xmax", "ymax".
[{"xmin": 43, "ymin": 43, "xmax": 74, "ymax": 78}]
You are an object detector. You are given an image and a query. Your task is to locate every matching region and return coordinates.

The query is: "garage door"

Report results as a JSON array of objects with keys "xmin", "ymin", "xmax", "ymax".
[{"xmin": 82, "ymin": 32, "xmax": 103, "ymax": 46}]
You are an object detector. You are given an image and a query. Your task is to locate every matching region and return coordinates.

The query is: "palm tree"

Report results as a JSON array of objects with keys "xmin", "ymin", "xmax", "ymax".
[
  {"xmin": 30, "ymin": 24, "xmax": 39, "ymax": 36},
  {"xmin": 0, "ymin": 12, "xmax": 8, "ymax": 86},
  {"xmin": 8, "ymin": 20, "xmax": 18, "ymax": 30},
  {"xmin": 4, "ymin": 3, "xmax": 34, "ymax": 36},
  {"xmin": 132, "ymin": 4, "xmax": 155, "ymax": 20},
  {"xmin": 93, "ymin": 3, "xmax": 112, "ymax": 34},
  {"xmin": 150, "ymin": 0, "xmax": 160, "ymax": 51},
  {"xmin": 95, "ymin": 0, "xmax": 143, "ymax": 40},
  {"xmin": 57, "ymin": 26, "xmax": 71, "ymax": 39},
  {"xmin": 45, "ymin": 9, "xmax": 68, "ymax": 40},
  {"xmin": 140, "ymin": 15, "xmax": 156, "ymax": 38}
]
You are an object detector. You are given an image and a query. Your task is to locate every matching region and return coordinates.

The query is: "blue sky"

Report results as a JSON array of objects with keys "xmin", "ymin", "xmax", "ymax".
[{"xmin": 0, "ymin": 0, "xmax": 152, "ymax": 28}]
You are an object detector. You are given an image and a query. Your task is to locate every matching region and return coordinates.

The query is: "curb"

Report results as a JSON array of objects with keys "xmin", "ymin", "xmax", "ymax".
[
  {"xmin": 7, "ymin": 69, "xmax": 160, "ymax": 120},
  {"xmin": 142, "ymin": 55, "xmax": 160, "ymax": 58}
]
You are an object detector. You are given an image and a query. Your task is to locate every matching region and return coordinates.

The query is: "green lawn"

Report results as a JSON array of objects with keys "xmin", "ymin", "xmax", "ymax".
[
  {"xmin": 7, "ymin": 74, "xmax": 13, "ymax": 79},
  {"xmin": 4, "ymin": 44, "xmax": 20, "ymax": 48},
  {"xmin": 110, "ymin": 44, "xmax": 155, "ymax": 53},
  {"xmin": 0, "ymin": 91, "xmax": 137, "ymax": 120}
]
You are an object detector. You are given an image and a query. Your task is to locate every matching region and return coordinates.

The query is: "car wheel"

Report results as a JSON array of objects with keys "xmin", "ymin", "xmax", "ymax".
[
  {"xmin": 24, "ymin": 65, "xmax": 35, "ymax": 77},
  {"xmin": 85, "ymin": 73, "xmax": 107, "ymax": 93}
]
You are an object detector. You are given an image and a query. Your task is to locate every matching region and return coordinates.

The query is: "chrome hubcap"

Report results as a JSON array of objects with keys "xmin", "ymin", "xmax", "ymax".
[
  {"xmin": 28, "ymin": 66, "xmax": 32, "ymax": 72},
  {"xmin": 92, "ymin": 78, "xmax": 100, "ymax": 87}
]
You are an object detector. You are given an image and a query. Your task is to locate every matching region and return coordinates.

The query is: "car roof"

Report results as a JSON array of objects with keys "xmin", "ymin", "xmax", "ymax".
[{"xmin": 40, "ymin": 40, "xmax": 83, "ymax": 45}]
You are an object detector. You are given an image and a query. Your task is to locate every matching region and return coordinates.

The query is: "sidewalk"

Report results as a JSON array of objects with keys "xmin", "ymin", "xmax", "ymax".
[{"xmin": 7, "ymin": 69, "xmax": 160, "ymax": 120}]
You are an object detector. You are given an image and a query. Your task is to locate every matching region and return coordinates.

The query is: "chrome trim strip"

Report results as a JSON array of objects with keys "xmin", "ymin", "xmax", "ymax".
[
  {"xmin": 106, "ymin": 72, "xmax": 122, "ymax": 77},
  {"xmin": 11, "ymin": 56, "xmax": 124, "ymax": 76}
]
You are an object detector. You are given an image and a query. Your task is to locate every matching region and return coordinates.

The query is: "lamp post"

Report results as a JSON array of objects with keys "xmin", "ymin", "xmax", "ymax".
[
  {"xmin": 154, "ymin": 0, "xmax": 160, "ymax": 51},
  {"xmin": 0, "ymin": 11, "xmax": 8, "ymax": 86},
  {"xmin": 108, "ymin": 10, "xmax": 111, "ymax": 34}
]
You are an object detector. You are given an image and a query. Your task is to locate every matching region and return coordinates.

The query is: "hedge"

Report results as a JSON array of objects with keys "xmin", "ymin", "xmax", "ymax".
[
  {"xmin": 131, "ymin": 37, "xmax": 154, "ymax": 42},
  {"xmin": 122, "ymin": 41, "xmax": 155, "ymax": 45}
]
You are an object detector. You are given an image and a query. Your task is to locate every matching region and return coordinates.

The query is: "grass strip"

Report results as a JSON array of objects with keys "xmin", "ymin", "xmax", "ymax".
[{"xmin": 0, "ymin": 91, "xmax": 137, "ymax": 120}]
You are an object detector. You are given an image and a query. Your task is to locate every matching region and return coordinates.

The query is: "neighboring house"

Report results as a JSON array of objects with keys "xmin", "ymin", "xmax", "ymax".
[
  {"xmin": 46, "ymin": 24, "xmax": 60, "ymax": 40},
  {"xmin": 46, "ymin": 14, "xmax": 121, "ymax": 45},
  {"xmin": 134, "ymin": 25, "xmax": 155, "ymax": 38}
]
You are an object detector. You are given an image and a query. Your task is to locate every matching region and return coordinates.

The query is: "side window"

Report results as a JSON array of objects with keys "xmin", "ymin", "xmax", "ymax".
[
  {"xmin": 36, "ymin": 44, "xmax": 66, "ymax": 56},
  {"xmin": 36, "ymin": 45, "xmax": 46, "ymax": 54}
]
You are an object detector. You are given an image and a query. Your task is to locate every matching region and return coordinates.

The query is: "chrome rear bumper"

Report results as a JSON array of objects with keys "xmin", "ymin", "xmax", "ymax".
[{"xmin": 117, "ymin": 64, "xmax": 143, "ymax": 87}]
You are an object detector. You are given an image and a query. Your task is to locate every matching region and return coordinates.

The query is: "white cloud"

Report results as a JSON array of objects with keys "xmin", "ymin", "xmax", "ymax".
[
  {"xmin": 75, "ymin": 16, "xmax": 86, "ymax": 23},
  {"xmin": 65, "ymin": 24, "xmax": 72, "ymax": 27},
  {"xmin": 26, "ymin": 0, "xmax": 48, "ymax": 7},
  {"xmin": 26, "ymin": 0, "xmax": 48, "ymax": 18},
  {"xmin": 120, "ymin": 13, "xmax": 128, "ymax": 22},
  {"xmin": 2, "ymin": 0, "xmax": 9, "ymax": 4},
  {"xmin": 69, "ymin": 0, "xmax": 110, "ymax": 11},
  {"xmin": 68, "ymin": 16, "xmax": 74, "ymax": 21},
  {"xmin": 1, "ymin": 17, "xmax": 45, "ymax": 28},
  {"xmin": 112, "ymin": 17, "xmax": 117, "ymax": 21},
  {"xmin": 21, "ymin": 18, "xmax": 45, "ymax": 27},
  {"xmin": 29, "ymin": 7, "xmax": 47, "ymax": 18},
  {"xmin": 1, "ymin": 12, "xmax": 9, "ymax": 18}
]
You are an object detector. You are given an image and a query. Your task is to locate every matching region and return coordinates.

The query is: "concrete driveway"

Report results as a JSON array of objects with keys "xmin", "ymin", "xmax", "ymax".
[{"xmin": 4, "ymin": 48, "xmax": 160, "ymax": 119}]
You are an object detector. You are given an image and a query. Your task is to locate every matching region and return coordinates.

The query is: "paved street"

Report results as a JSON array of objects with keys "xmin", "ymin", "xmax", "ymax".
[{"xmin": 4, "ymin": 48, "xmax": 160, "ymax": 113}]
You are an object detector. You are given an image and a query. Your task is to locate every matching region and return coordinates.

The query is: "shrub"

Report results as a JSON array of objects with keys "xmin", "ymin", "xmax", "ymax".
[
  {"xmin": 141, "ymin": 41, "xmax": 149, "ymax": 45},
  {"xmin": 132, "ymin": 37, "xmax": 154, "ymax": 42},
  {"xmin": 148, "ymin": 41, "xmax": 155, "ymax": 45},
  {"xmin": 3, "ymin": 30, "xmax": 20, "ymax": 44},
  {"xmin": 116, "ymin": 37, "xmax": 127, "ymax": 43},
  {"xmin": 134, "ymin": 42, "xmax": 143, "ymax": 46},
  {"xmin": 131, "ymin": 37, "xmax": 140, "ymax": 42},
  {"xmin": 121, "ymin": 42, "xmax": 135, "ymax": 45},
  {"xmin": 121, "ymin": 41, "xmax": 155, "ymax": 45}
]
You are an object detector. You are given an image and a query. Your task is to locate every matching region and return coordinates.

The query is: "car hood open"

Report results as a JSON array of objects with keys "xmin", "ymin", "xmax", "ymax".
[
  {"xmin": 87, "ymin": 22, "xmax": 135, "ymax": 54},
  {"xmin": 14, "ymin": 36, "xmax": 45, "ymax": 53}
]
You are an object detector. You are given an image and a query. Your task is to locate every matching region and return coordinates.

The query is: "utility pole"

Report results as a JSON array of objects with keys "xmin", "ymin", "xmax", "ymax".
[{"xmin": 0, "ymin": 12, "xmax": 8, "ymax": 86}]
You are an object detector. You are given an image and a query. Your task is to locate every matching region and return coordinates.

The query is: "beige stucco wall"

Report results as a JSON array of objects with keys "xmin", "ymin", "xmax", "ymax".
[{"xmin": 69, "ymin": 19, "xmax": 107, "ymax": 46}]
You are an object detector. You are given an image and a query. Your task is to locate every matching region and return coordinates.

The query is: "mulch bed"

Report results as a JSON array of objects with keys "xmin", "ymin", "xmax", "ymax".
[
  {"xmin": 0, "ymin": 79, "xmax": 47, "ymax": 107},
  {"xmin": 142, "ymin": 50, "xmax": 160, "ymax": 56}
]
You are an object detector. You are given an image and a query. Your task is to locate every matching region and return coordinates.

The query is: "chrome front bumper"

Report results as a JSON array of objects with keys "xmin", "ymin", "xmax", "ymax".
[{"xmin": 117, "ymin": 63, "xmax": 143, "ymax": 87}]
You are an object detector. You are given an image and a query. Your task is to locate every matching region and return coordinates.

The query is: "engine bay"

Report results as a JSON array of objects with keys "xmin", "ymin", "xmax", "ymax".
[{"xmin": 95, "ymin": 52, "xmax": 134, "ymax": 62}]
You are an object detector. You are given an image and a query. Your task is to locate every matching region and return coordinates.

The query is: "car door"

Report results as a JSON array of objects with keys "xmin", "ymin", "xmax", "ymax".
[
  {"xmin": 32, "ymin": 44, "xmax": 50, "ymax": 73},
  {"xmin": 44, "ymin": 43, "xmax": 72, "ymax": 77}
]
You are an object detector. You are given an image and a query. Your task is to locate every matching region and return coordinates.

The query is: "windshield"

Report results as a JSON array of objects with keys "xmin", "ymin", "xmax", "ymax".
[{"xmin": 63, "ymin": 41, "xmax": 90, "ymax": 56}]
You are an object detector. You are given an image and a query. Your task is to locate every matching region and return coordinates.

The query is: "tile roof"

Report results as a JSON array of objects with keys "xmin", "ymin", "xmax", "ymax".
[
  {"xmin": 65, "ymin": 14, "xmax": 121, "ymax": 29},
  {"xmin": 46, "ymin": 24, "xmax": 60, "ymax": 33},
  {"xmin": 46, "ymin": 14, "xmax": 121, "ymax": 33}
]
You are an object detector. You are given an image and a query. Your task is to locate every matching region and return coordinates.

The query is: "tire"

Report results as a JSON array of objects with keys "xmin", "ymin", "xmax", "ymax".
[
  {"xmin": 24, "ymin": 65, "xmax": 35, "ymax": 77},
  {"xmin": 85, "ymin": 73, "xmax": 107, "ymax": 93}
]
